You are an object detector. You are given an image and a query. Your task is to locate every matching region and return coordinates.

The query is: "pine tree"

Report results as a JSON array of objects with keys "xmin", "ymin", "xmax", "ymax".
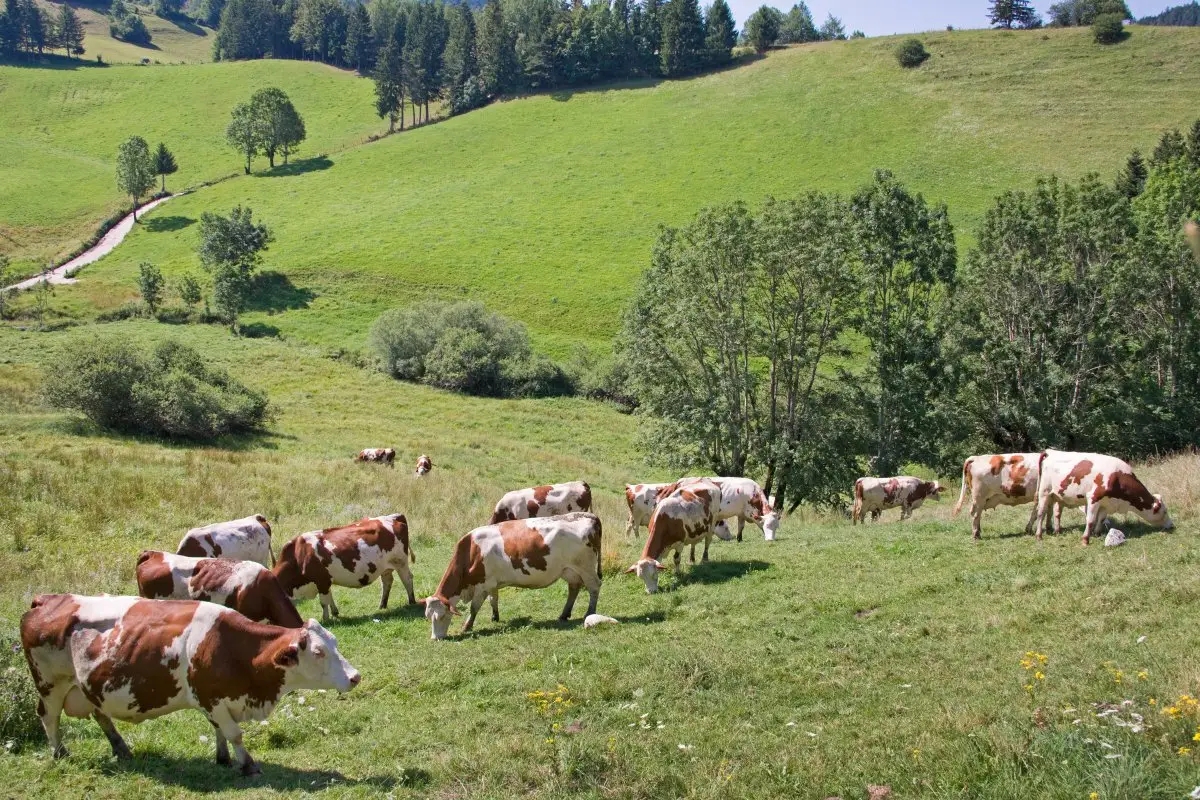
[
  {"xmin": 1186, "ymin": 118, "xmax": 1200, "ymax": 168},
  {"xmin": 477, "ymin": 0, "xmax": 515, "ymax": 96},
  {"xmin": 373, "ymin": 26, "xmax": 405, "ymax": 132},
  {"xmin": 154, "ymin": 142, "xmax": 178, "ymax": 193},
  {"xmin": 1151, "ymin": 128, "xmax": 1186, "ymax": 167},
  {"xmin": 0, "ymin": 0, "xmax": 20, "ymax": 59},
  {"xmin": 344, "ymin": 2, "xmax": 375, "ymax": 72},
  {"xmin": 56, "ymin": 3, "xmax": 84, "ymax": 56},
  {"xmin": 660, "ymin": 0, "xmax": 703, "ymax": 77},
  {"xmin": 19, "ymin": 0, "xmax": 44, "ymax": 53},
  {"xmin": 442, "ymin": 0, "xmax": 478, "ymax": 108},
  {"xmin": 703, "ymin": 0, "xmax": 735, "ymax": 65},
  {"xmin": 1114, "ymin": 149, "xmax": 1147, "ymax": 199},
  {"xmin": 989, "ymin": 0, "xmax": 1039, "ymax": 28}
]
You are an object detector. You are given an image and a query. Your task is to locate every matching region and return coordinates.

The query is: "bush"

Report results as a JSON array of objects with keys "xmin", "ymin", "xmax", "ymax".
[
  {"xmin": 43, "ymin": 338, "xmax": 270, "ymax": 440},
  {"xmin": 0, "ymin": 638, "xmax": 44, "ymax": 752},
  {"xmin": 368, "ymin": 301, "xmax": 570, "ymax": 398},
  {"xmin": 1093, "ymin": 13, "xmax": 1125, "ymax": 43},
  {"xmin": 109, "ymin": 11, "xmax": 152, "ymax": 45},
  {"xmin": 896, "ymin": 38, "xmax": 930, "ymax": 68}
]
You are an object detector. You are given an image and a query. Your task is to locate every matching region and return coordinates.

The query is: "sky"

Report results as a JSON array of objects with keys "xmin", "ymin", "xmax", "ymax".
[{"xmin": 723, "ymin": 0, "xmax": 1173, "ymax": 35}]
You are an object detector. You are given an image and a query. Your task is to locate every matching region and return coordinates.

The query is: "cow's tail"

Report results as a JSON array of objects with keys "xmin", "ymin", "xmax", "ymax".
[
  {"xmin": 136, "ymin": 550, "xmax": 155, "ymax": 567},
  {"xmin": 952, "ymin": 458, "xmax": 972, "ymax": 517},
  {"xmin": 852, "ymin": 479, "xmax": 863, "ymax": 525},
  {"xmin": 594, "ymin": 517, "xmax": 603, "ymax": 581}
]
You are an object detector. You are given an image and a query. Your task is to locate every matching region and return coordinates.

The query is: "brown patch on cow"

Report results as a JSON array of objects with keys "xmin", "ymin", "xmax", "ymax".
[
  {"xmin": 135, "ymin": 551, "xmax": 176, "ymax": 599},
  {"xmin": 239, "ymin": 573, "xmax": 304, "ymax": 628},
  {"xmin": 908, "ymin": 481, "xmax": 938, "ymax": 503},
  {"xmin": 20, "ymin": 594, "xmax": 82, "ymax": 689},
  {"xmin": 1003, "ymin": 460, "xmax": 1031, "ymax": 498},
  {"xmin": 190, "ymin": 613, "xmax": 296, "ymax": 713},
  {"xmin": 577, "ymin": 482, "xmax": 592, "ymax": 512},
  {"xmin": 273, "ymin": 536, "xmax": 333, "ymax": 598},
  {"xmin": 532, "ymin": 485, "xmax": 552, "ymax": 505},
  {"xmin": 882, "ymin": 479, "xmax": 901, "ymax": 505},
  {"xmin": 177, "ymin": 536, "xmax": 207, "ymax": 558},
  {"xmin": 84, "ymin": 600, "xmax": 194, "ymax": 715},
  {"xmin": 189, "ymin": 558, "xmax": 237, "ymax": 597},
  {"xmin": 644, "ymin": 512, "xmax": 688, "ymax": 560},
  {"xmin": 502, "ymin": 523, "xmax": 552, "ymax": 574},
  {"xmin": 434, "ymin": 533, "xmax": 488, "ymax": 602},
  {"xmin": 1102, "ymin": 471, "xmax": 1156, "ymax": 511},
  {"xmin": 625, "ymin": 485, "xmax": 636, "ymax": 509},
  {"xmin": 255, "ymin": 515, "xmax": 271, "ymax": 536},
  {"xmin": 489, "ymin": 505, "xmax": 516, "ymax": 525},
  {"xmin": 1058, "ymin": 460, "xmax": 1094, "ymax": 492},
  {"xmin": 988, "ymin": 455, "xmax": 1005, "ymax": 475}
]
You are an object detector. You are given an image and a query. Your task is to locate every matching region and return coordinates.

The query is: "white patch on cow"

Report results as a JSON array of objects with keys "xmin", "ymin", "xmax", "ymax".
[{"xmin": 178, "ymin": 515, "xmax": 273, "ymax": 567}]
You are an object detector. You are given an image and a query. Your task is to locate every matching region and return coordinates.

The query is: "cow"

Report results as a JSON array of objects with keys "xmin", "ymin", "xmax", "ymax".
[
  {"xmin": 415, "ymin": 455, "xmax": 433, "ymax": 476},
  {"xmin": 852, "ymin": 477, "xmax": 944, "ymax": 524},
  {"xmin": 1034, "ymin": 450, "xmax": 1174, "ymax": 544},
  {"xmin": 624, "ymin": 482, "xmax": 672, "ymax": 536},
  {"xmin": 177, "ymin": 514, "xmax": 274, "ymax": 568},
  {"xmin": 658, "ymin": 476, "xmax": 780, "ymax": 543},
  {"xmin": 356, "ymin": 448, "xmax": 396, "ymax": 467},
  {"xmin": 136, "ymin": 551, "xmax": 303, "ymax": 628},
  {"xmin": 489, "ymin": 481, "xmax": 592, "ymax": 525},
  {"xmin": 272, "ymin": 514, "xmax": 416, "ymax": 622},
  {"xmin": 20, "ymin": 594, "xmax": 359, "ymax": 776},
  {"xmin": 625, "ymin": 480, "xmax": 733, "ymax": 594},
  {"xmin": 953, "ymin": 453, "xmax": 1043, "ymax": 540},
  {"xmin": 422, "ymin": 512, "xmax": 603, "ymax": 640}
]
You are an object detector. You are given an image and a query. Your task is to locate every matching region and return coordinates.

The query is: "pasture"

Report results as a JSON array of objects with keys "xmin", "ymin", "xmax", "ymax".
[
  {"xmin": 2, "ymin": 322, "xmax": 1200, "ymax": 798},
  {"xmin": 8, "ymin": 25, "xmax": 1200, "ymax": 355}
]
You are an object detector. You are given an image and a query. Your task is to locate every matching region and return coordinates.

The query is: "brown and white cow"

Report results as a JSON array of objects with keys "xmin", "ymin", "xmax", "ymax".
[
  {"xmin": 137, "ymin": 551, "xmax": 303, "ymax": 628},
  {"xmin": 624, "ymin": 482, "xmax": 672, "ymax": 536},
  {"xmin": 414, "ymin": 455, "xmax": 433, "ymax": 476},
  {"xmin": 1035, "ymin": 450, "xmax": 1174, "ymax": 544},
  {"xmin": 852, "ymin": 477, "xmax": 943, "ymax": 524},
  {"xmin": 422, "ymin": 512, "xmax": 602, "ymax": 640},
  {"xmin": 21, "ymin": 594, "xmax": 359, "ymax": 775},
  {"xmin": 356, "ymin": 448, "xmax": 396, "ymax": 467},
  {"xmin": 489, "ymin": 480, "xmax": 592, "ymax": 524},
  {"xmin": 177, "ymin": 514, "xmax": 274, "ymax": 568},
  {"xmin": 659, "ymin": 476, "xmax": 780, "ymax": 542},
  {"xmin": 273, "ymin": 514, "xmax": 416, "ymax": 621},
  {"xmin": 625, "ymin": 480, "xmax": 733, "ymax": 594},
  {"xmin": 953, "ymin": 453, "xmax": 1043, "ymax": 540}
]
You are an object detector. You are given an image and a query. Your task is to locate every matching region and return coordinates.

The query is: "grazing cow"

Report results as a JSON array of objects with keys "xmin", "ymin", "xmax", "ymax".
[
  {"xmin": 136, "ymin": 551, "xmax": 303, "ymax": 628},
  {"xmin": 356, "ymin": 448, "xmax": 396, "ymax": 467},
  {"xmin": 852, "ymin": 477, "xmax": 943, "ymax": 524},
  {"xmin": 20, "ymin": 594, "xmax": 359, "ymax": 776},
  {"xmin": 953, "ymin": 453, "xmax": 1043, "ymax": 540},
  {"xmin": 177, "ymin": 515, "xmax": 274, "ymax": 568},
  {"xmin": 1035, "ymin": 450, "xmax": 1173, "ymax": 544},
  {"xmin": 624, "ymin": 482, "xmax": 672, "ymax": 536},
  {"xmin": 626, "ymin": 480, "xmax": 733, "ymax": 594},
  {"xmin": 415, "ymin": 455, "xmax": 433, "ymax": 476},
  {"xmin": 422, "ymin": 512, "xmax": 602, "ymax": 640},
  {"xmin": 659, "ymin": 476, "xmax": 780, "ymax": 543},
  {"xmin": 489, "ymin": 481, "xmax": 592, "ymax": 525},
  {"xmin": 273, "ymin": 514, "xmax": 416, "ymax": 621}
]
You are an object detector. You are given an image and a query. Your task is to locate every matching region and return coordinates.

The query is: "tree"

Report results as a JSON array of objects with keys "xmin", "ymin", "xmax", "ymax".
[
  {"xmin": 290, "ymin": 0, "xmax": 347, "ymax": 63},
  {"xmin": 818, "ymin": 12, "xmax": 845, "ymax": 40},
  {"xmin": 109, "ymin": 0, "xmax": 152, "ymax": 44},
  {"xmin": 195, "ymin": 0, "xmax": 226, "ymax": 27},
  {"xmin": 1186, "ymin": 118, "xmax": 1200, "ymax": 168},
  {"xmin": 1092, "ymin": 11, "xmax": 1124, "ymax": 42},
  {"xmin": 744, "ymin": 5, "xmax": 780, "ymax": 53},
  {"xmin": 0, "ymin": 0, "xmax": 21, "ymax": 58},
  {"xmin": 778, "ymin": 2, "xmax": 817, "ymax": 43},
  {"xmin": 56, "ymin": 3, "xmax": 84, "ymax": 56},
  {"xmin": 703, "ymin": 0, "xmax": 735, "ymax": 65},
  {"xmin": 226, "ymin": 101, "xmax": 263, "ymax": 174},
  {"xmin": 477, "ymin": 0, "xmax": 516, "ymax": 96},
  {"xmin": 344, "ymin": 1, "xmax": 375, "ymax": 72},
  {"xmin": 442, "ymin": 1, "xmax": 480, "ymax": 113},
  {"xmin": 197, "ymin": 206, "xmax": 272, "ymax": 329},
  {"xmin": 660, "ymin": 0, "xmax": 704, "ymax": 77},
  {"xmin": 1152, "ymin": 128, "xmax": 1186, "ymax": 167},
  {"xmin": 373, "ymin": 27, "xmax": 405, "ymax": 132},
  {"xmin": 137, "ymin": 262, "xmax": 164, "ymax": 312},
  {"xmin": 1115, "ymin": 149, "xmax": 1147, "ymax": 198},
  {"xmin": 153, "ymin": 0, "xmax": 184, "ymax": 17},
  {"xmin": 153, "ymin": 143, "xmax": 177, "ymax": 193},
  {"xmin": 212, "ymin": 0, "xmax": 274, "ymax": 59},
  {"xmin": 895, "ymin": 37, "xmax": 928, "ymax": 67},
  {"xmin": 177, "ymin": 274, "xmax": 203, "ymax": 306},
  {"xmin": 249, "ymin": 88, "xmax": 305, "ymax": 167},
  {"xmin": 115, "ymin": 136, "xmax": 156, "ymax": 221},
  {"xmin": 988, "ymin": 0, "xmax": 1040, "ymax": 28}
]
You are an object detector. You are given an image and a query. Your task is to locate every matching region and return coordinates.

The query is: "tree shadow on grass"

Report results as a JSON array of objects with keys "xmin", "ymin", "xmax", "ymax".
[
  {"xmin": 142, "ymin": 215, "xmax": 195, "ymax": 233},
  {"xmin": 546, "ymin": 52, "xmax": 764, "ymax": 102},
  {"xmin": 449, "ymin": 610, "xmax": 667, "ymax": 640},
  {"xmin": 106, "ymin": 751, "xmax": 409, "ymax": 793},
  {"xmin": 256, "ymin": 156, "xmax": 333, "ymax": 178},
  {"xmin": 246, "ymin": 271, "xmax": 316, "ymax": 313},
  {"xmin": 0, "ymin": 53, "xmax": 109, "ymax": 70},
  {"xmin": 240, "ymin": 322, "xmax": 281, "ymax": 339},
  {"xmin": 676, "ymin": 558, "xmax": 770, "ymax": 587},
  {"xmin": 325, "ymin": 602, "xmax": 427, "ymax": 628},
  {"xmin": 49, "ymin": 417, "xmax": 294, "ymax": 452}
]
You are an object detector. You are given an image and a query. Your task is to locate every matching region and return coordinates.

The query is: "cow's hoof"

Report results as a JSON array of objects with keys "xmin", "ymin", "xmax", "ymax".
[
  {"xmin": 241, "ymin": 761, "xmax": 262, "ymax": 777},
  {"xmin": 408, "ymin": 598, "xmax": 419, "ymax": 606},
  {"xmin": 216, "ymin": 753, "xmax": 232, "ymax": 766},
  {"xmin": 491, "ymin": 613, "xmax": 499, "ymax": 622},
  {"xmin": 112, "ymin": 743, "xmax": 133, "ymax": 760}
]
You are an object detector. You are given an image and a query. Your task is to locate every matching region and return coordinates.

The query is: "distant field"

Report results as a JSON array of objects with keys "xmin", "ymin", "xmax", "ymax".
[
  {"xmin": 0, "ymin": 59, "xmax": 379, "ymax": 278},
  {"xmin": 35, "ymin": 0, "xmax": 218, "ymax": 64},
  {"xmin": 1, "ymin": 322, "xmax": 1199, "ymax": 798}
]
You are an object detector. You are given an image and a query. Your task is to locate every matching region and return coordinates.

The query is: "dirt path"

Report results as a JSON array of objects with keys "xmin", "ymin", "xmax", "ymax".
[{"xmin": 5, "ymin": 194, "xmax": 177, "ymax": 293}]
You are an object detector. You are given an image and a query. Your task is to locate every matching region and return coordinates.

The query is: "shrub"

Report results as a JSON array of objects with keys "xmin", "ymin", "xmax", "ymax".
[
  {"xmin": 896, "ymin": 38, "xmax": 930, "ymax": 68},
  {"xmin": 43, "ymin": 338, "xmax": 270, "ymax": 440},
  {"xmin": 109, "ymin": 8, "xmax": 152, "ymax": 45},
  {"xmin": 0, "ymin": 637, "xmax": 43, "ymax": 752},
  {"xmin": 136, "ymin": 261, "xmax": 164, "ymax": 312},
  {"xmin": 1093, "ymin": 12, "xmax": 1125, "ymax": 43}
]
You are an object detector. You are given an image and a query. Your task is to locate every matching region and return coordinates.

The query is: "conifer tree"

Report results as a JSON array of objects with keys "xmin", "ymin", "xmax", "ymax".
[
  {"xmin": 154, "ymin": 142, "xmax": 178, "ymax": 193},
  {"xmin": 660, "ymin": 0, "xmax": 704, "ymax": 77},
  {"xmin": 703, "ymin": 0, "xmax": 735, "ymax": 65},
  {"xmin": 477, "ymin": 0, "xmax": 515, "ymax": 96},
  {"xmin": 989, "ymin": 0, "xmax": 1039, "ymax": 28},
  {"xmin": 56, "ymin": 3, "xmax": 83, "ymax": 56},
  {"xmin": 373, "ymin": 25, "xmax": 405, "ymax": 132},
  {"xmin": 344, "ymin": 2, "xmax": 375, "ymax": 72},
  {"xmin": 1114, "ymin": 149, "xmax": 1147, "ymax": 199}
]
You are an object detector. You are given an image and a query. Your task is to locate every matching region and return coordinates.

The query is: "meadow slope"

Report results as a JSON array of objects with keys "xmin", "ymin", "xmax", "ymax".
[
  {"xmin": 2, "ymin": 323, "xmax": 1200, "ymax": 798},
  {"xmin": 16, "ymin": 25, "xmax": 1200, "ymax": 354}
]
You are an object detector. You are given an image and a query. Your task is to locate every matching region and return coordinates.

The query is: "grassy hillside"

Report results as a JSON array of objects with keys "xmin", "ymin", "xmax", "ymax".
[
  {"xmin": 18, "ymin": 24, "xmax": 1200, "ymax": 356},
  {"xmin": 2, "ymin": 322, "xmax": 1200, "ymax": 798},
  {"xmin": 0, "ymin": 59, "xmax": 379, "ymax": 278},
  {"xmin": 35, "ymin": 0, "xmax": 216, "ymax": 65}
]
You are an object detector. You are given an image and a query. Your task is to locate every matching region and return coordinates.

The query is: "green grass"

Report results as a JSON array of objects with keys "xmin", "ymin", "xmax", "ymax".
[
  {"xmin": 2, "ymin": 322, "xmax": 1200, "ymax": 798},
  {"xmin": 12, "ymin": 25, "xmax": 1200, "ymax": 355},
  {"xmin": 0, "ymin": 59, "xmax": 379, "ymax": 277},
  {"xmin": 40, "ymin": 0, "xmax": 218, "ymax": 65}
]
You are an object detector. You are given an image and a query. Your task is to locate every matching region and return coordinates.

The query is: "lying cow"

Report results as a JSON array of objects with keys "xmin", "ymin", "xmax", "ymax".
[
  {"xmin": 626, "ymin": 480, "xmax": 732, "ymax": 594},
  {"xmin": 422, "ymin": 512, "xmax": 602, "ymax": 640},
  {"xmin": 177, "ymin": 514, "xmax": 274, "ymax": 568},
  {"xmin": 273, "ymin": 514, "xmax": 416, "ymax": 621},
  {"xmin": 660, "ymin": 476, "xmax": 780, "ymax": 543},
  {"xmin": 624, "ymin": 482, "xmax": 671, "ymax": 536},
  {"xmin": 137, "ymin": 551, "xmax": 303, "ymax": 628},
  {"xmin": 1035, "ymin": 450, "xmax": 1173, "ymax": 544},
  {"xmin": 953, "ymin": 453, "xmax": 1043, "ymax": 540},
  {"xmin": 20, "ymin": 594, "xmax": 359, "ymax": 776},
  {"xmin": 489, "ymin": 480, "xmax": 592, "ymax": 524},
  {"xmin": 356, "ymin": 448, "xmax": 396, "ymax": 467},
  {"xmin": 415, "ymin": 455, "xmax": 433, "ymax": 476},
  {"xmin": 852, "ymin": 476, "xmax": 943, "ymax": 524}
]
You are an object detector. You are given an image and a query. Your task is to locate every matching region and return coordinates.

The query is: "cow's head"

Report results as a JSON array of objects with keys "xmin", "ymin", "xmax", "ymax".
[
  {"xmin": 713, "ymin": 520, "xmax": 734, "ymax": 541},
  {"xmin": 1148, "ymin": 494, "xmax": 1174, "ymax": 530},
  {"xmin": 624, "ymin": 558, "xmax": 668, "ymax": 594},
  {"xmin": 278, "ymin": 620, "xmax": 360, "ymax": 693},
  {"xmin": 928, "ymin": 481, "xmax": 944, "ymax": 501},
  {"xmin": 422, "ymin": 595, "xmax": 458, "ymax": 640}
]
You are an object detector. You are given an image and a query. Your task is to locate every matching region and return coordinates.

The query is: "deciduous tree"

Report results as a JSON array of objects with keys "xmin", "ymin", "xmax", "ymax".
[
  {"xmin": 226, "ymin": 101, "xmax": 263, "ymax": 174},
  {"xmin": 197, "ymin": 206, "xmax": 272, "ymax": 329},
  {"xmin": 115, "ymin": 136, "xmax": 156, "ymax": 221}
]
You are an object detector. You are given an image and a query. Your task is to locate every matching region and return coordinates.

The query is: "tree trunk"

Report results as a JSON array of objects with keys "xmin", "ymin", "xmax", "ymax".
[
  {"xmin": 161, "ymin": 174, "xmax": 166, "ymax": 193},
  {"xmin": 132, "ymin": 198, "xmax": 138, "ymax": 222}
]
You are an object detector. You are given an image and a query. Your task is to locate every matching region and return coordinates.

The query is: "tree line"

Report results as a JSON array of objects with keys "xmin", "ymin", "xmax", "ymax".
[
  {"xmin": 619, "ymin": 120, "xmax": 1200, "ymax": 512},
  {"xmin": 742, "ymin": 3, "xmax": 858, "ymax": 53},
  {"xmin": 1138, "ymin": 1, "xmax": 1200, "ymax": 25},
  {"xmin": 0, "ymin": 0, "xmax": 85, "ymax": 59}
]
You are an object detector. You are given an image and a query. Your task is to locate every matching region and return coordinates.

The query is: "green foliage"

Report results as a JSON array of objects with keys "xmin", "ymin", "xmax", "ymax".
[
  {"xmin": 702, "ymin": 0, "xmax": 735, "ymax": 65},
  {"xmin": 176, "ymin": 273, "xmax": 203, "ymax": 306},
  {"xmin": 225, "ymin": 101, "xmax": 264, "ymax": 174},
  {"xmin": 55, "ymin": 3, "xmax": 83, "ymax": 56},
  {"xmin": 1093, "ymin": 12, "xmax": 1125, "ymax": 44},
  {"xmin": 0, "ymin": 637, "xmax": 43, "ymax": 752},
  {"xmin": 818, "ymin": 12, "xmax": 845, "ymax": 40},
  {"xmin": 109, "ymin": 0, "xmax": 152, "ymax": 45},
  {"xmin": 476, "ymin": 0, "xmax": 516, "ymax": 96},
  {"xmin": 290, "ymin": 0, "xmax": 347, "ymax": 63},
  {"xmin": 114, "ymin": 136, "xmax": 155, "ymax": 217},
  {"xmin": 1115, "ymin": 148, "xmax": 1147, "ymax": 198},
  {"xmin": 212, "ymin": 0, "xmax": 274, "ymax": 59},
  {"xmin": 373, "ymin": 27, "xmax": 405, "ymax": 131},
  {"xmin": 42, "ymin": 337, "xmax": 269, "ymax": 439},
  {"xmin": 344, "ymin": 1, "xmax": 375, "ymax": 72},
  {"xmin": 744, "ymin": 5, "xmax": 780, "ymax": 53},
  {"xmin": 1050, "ymin": 0, "xmax": 1132, "ymax": 26},
  {"xmin": 777, "ymin": 2, "xmax": 817, "ymax": 43},
  {"xmin": 197, "ymin": 205, "xmax": 272, "ymax": 326},
  {"xmin": 1152, "ymin": 128, "xmax": 1186, "ymax": 167},
  {"xmin": 1139, "ymin": 1, "xmax": 1200, "ymax": 25},
  {"xmin": 153, "ymin": 0, "xmax": 183, "ymax": 18},
  {"xmin": 250, "ymin": 87, "xmax": 306, "ymax": 167},
  {"xmin": 136, "ymin": 261, "xmax": 164, "ymax": 312},
  {"xmin": 153, "ymin": 142, "xmax": 177, "ymax": 193},
  {"xmin": 660, "ymin": 0, "xmax": 705, "ymax": 76},
  {"xmin": 989, "ymin": 0, "xmax": 1041, "ymax": 29},
  {"xmin": 895, "ymin": 37, "xmax": 929, "ymax": 68},
  {"xmin": 0, "ymin": 255, "xmax": 11, "ymax": 319}
]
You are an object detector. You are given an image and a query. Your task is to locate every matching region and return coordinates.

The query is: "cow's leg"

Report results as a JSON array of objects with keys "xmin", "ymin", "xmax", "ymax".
[
  {"xmin": 689, "ymin": 542, "xmax": 697, "ymax": 564},
  {"xmin": 379, "ymin": 571, "xmax": 393, "ymax": 609},
  {"xmin": 737, "ymin": 517, "xmax": 744, "ymax": 542},
  {"xmin": 401, "ymin": 568, "xmax": 417, "ymax": 605},
  {"xmin": 673, "ymin": 548, "xmax": 682, "ymax": 570},
  {"xmin": 37, "ymin": 682, "xmax": 74, "ymax": 758},
  {"xmin": 463, "ymin": 589, "xmax": 486, "ymax": 632},
  {"xmin": 208, "ymin": 709, "xmax": 257, "ymax": 776},
  {"xmin": 1082, "ymin": 501, "xmax": 1102, "ymax": 545},
  {"xmin": 1034, "ymin": 494, "xmax": 1050, "ymax": 541},
  {"xmin": 581, "ymin": 568, "xmax": 601, "ymax": 616},
  {"xmin": 971, "ymin": 505, "xmax": 983, "ymax": 540},
  {"xmin": 212, "ymin": 722, "xmax": 230, "ymax": 765},
  {"xmin": 318, "ymin": 592, "xmax": 338, "ymax": 622},
  {"xmin": 625, "ymin": 511, "xmax": 636, "ymax": 538},
  {"xmin": 489, "ymin": 590, "xmax": 500, "ymax": 622},
  {"xmin": 1023, "ymin": 501, "xmax": 1039, "ymax": 536},
  {"xmin": 93, "ymin": 711, "xmax": 132, "ymax": 759},
  {"xmin": 560, "ymin": 581, "xmax": 583, "ymax": 621},
  {"xmin": 702, "ymin": 533, "xmax": 712, "ymax": 562}
]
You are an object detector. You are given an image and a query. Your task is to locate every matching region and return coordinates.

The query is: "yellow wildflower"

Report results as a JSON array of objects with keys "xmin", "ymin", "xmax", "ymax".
[
  {"xmin": 1137, "ymin": 671, "xmax": 1148, "ymax": 681},
  {"xmin": 1089, "ymin": 793, "xmax": 1099, "ymax": 800},
  {"xmin": 1035, "ymin": 671, "xmax": 1045, "ymax": 681},
  {"xmin": 1037, "ymin": 653, "xmax": 1048, "ymax": 664},
  {"xmin": 1149, "ymin": 698, "xmax": 1157, "ymax": 706},
  {"xmin": 1178, "ymin": 746, "xmax": 1191, "ymax": 756},
  {"xmin": 1193, "ymin": 729, "xmax": 1200, "ymax": 742}
]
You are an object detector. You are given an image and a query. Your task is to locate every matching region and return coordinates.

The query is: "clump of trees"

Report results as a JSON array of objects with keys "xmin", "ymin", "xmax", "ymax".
[
  {"xmin": 1048, "ymin": 0, "xmax": 1131, "ymax": 26},
  {"xmin": 742, "ymin": 2, "xmax": 847, "ymax": 49},
  {"xmin": 1139, "ymin": 1, "xmax": 1200, "ymax": 25},
  {"xmin": 109, "ymin": 0, "xmax": 152, "ymax": 45},
  {"xmin": 43, "ymin": 338, "xmax": 270, "ymax": 440},
  {"xmin": 197, "ymin": 205, "xmax": 273, "ymax": 329},
  {"xmin": 0, "ymin": 0, "xmax": 84, "ymax": 59},
  {"xmin": 1092, "ymin": 11, "xmax": 1126, "ymax": 42},
  {"xmin": 369, "ymin": 300, "xmax": 571, "ymax": 398},
  {"xmin": 115, "ymin": 136, "xmax": 177, "ymax": 217},
  {"xmin": 988, "ymin": 0, "xmax": 1042, "ymax": 29},
  {"xmin": 895, "ymin": 37, "xmax": 929, "ymax": 67},
  {"xmin": 225, "ymin": 88, "xmax": 306, "ymax": 173}
]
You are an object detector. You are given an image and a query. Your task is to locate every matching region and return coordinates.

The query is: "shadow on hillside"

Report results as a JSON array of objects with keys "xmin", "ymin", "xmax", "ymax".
[
  {"xmin": 50, "ymin": 416, "xmax": 297, "ymax": 452},
  {"xmin": 257, "ymin": 156, "xmax": 333, "ymax": 178},
  {"xmin": 241, "ymin": 321, "xmax": 281, "ymax": 339},
  {"xmin": 0, "ymin": 53, "xmax": 109, "ymax": 70},
  {"xmin": 162, "ymin": 12, "xmax": 208, "ymax": 36},
  {"xmin": 545, "ymin": 52, "xmax": 764, "ymax": 102},
  {"xmin": 108, "ymin": 752, "xmax": 406, "ymax": 793},
  {"xmin": 447, "ymin": 610, "xmax": 668, "ymax": 640},
  {"xmin": 246, "ymin": 272, "xmax": 317, "ymax": 313},
  {"xmin": 678, "ymin": 558, "xmax": 769, "ymax": 587},
  {"xmin": 143, "ymin": 215, "xmax": 195, "ymax": 233}
]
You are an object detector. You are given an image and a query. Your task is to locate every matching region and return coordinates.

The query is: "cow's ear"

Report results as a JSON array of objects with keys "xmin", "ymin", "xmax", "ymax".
[
  {"xmin": 652, "ymin": 559, "xmax": 668, "ymax": 570},
  {"xmin": 296, "ymin": 630, "xmax": 309, "ymax": 651},
  {"xmin": 624, "ymin": 563, "xmax": 638, "ymax": 574},
  {"xmin": 275, "ymin": 643, "xmax": 300, "ymax": 667}
]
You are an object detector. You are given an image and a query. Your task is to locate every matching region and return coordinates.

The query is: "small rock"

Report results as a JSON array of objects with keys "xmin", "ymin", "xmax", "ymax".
[
  {"xmin": 1104, "ymin": 529, "xmax": 1126, "ymax": 547},
  {"xmin": 867, "ymin": 786, "xmax": 892, "ymax": 800},
  {"xmin": 584, "ymin": 614, "xmax": 619, "ymax": 628}
]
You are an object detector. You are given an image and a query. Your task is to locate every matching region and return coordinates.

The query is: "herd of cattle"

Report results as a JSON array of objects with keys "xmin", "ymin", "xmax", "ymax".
[{"xmin": 17, "ymin": 447, "xmax": 1175, "ymax": 776}]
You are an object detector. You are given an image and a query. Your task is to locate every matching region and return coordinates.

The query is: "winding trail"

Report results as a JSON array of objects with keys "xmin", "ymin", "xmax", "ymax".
[{"xmin": 4, "ymin": 194, "xmax": 177, "ymax": 293}]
